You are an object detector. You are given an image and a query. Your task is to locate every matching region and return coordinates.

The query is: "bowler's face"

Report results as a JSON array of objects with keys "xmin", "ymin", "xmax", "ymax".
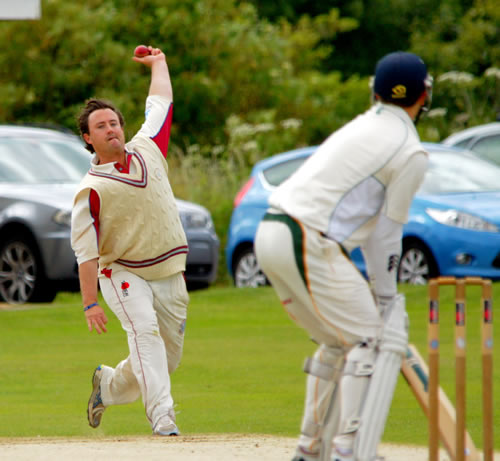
[{"xmin": 84, "ymin": 109, "xmax": 125, "ymax": 157}]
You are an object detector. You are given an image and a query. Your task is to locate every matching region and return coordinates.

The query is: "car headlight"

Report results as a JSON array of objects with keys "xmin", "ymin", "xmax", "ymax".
[
  {"xmin": 181, "ymin": 211, "xmax": 215, "ymax": 231},
  {"xmin": 426, "ymin": 208, "xmax": 498, "ymax": 232},
  {"xmin": 53, "ymin": 209, "xmax": 72, "ymax": 227}
]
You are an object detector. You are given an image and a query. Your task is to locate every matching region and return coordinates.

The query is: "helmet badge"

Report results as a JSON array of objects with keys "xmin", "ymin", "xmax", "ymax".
[{"xmin": 391, "ymin": 85, "xmax": 407, "ymax": 99}]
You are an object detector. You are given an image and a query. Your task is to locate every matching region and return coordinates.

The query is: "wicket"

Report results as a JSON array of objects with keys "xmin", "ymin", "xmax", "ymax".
[{"xmin": 428, "ymin": 276, "xmax": 494, "ymax": 461}]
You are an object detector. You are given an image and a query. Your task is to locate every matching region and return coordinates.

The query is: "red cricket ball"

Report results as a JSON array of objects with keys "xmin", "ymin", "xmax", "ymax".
[{"xmin": 134, "ymin": 45, "xmax": 151, "ymax": 57}]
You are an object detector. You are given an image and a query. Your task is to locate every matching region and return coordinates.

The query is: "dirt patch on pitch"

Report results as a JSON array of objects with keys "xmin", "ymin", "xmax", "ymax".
[{"xmin": 1, "ymin": 434, "xmax": 486, "ymax": 461}]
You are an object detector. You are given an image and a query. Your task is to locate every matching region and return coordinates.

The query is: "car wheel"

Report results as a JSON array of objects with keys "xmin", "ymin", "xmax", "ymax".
[
  {"xmin": 234, "ymin": 248, "xmax": 268, "ymax": 288},
  {"xmin": 398, "ymin": 241, "xmax": 438, "ymax": 285},
  {"xmin": 0, "ymin": 236, "xmax": 56, "ymax": 304}
]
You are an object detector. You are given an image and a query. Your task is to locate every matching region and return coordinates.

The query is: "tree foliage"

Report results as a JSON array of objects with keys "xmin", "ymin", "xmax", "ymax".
[
  {"xmin": 410, "ymin": 0, "xmax": 498, "ymax": 75},
  {"xmin": 409, "ymin": 0, "xmax": 500, "ymax": 133},
  {"xmin": 0, "ymin": 0, "xmax": 365, "ymax": 153},
  {"xmin": 0, "ymin": 0, "xmax": 498, "ymax": 154}
]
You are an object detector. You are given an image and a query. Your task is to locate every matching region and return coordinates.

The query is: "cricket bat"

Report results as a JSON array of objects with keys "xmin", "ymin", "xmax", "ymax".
[{"xmin": 401, "ymin": 344, "xmax": 480, "ymax": 461}]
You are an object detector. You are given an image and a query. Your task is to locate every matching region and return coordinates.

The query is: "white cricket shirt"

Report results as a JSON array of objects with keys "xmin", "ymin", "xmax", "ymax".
[{"xmin": 269, "ymin": 103, "xmax": 428, "ymax": 252}]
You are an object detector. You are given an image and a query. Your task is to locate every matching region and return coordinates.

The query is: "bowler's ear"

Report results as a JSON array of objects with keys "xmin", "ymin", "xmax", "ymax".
[{"xmin": 83, "ymin": 133, "xmax": 91, "ymax": 145}]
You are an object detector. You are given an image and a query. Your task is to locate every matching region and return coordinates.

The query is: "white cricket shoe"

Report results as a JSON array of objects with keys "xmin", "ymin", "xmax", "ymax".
[
  {"xmin": 331, "ymin": 453, "xmax": 385, "ymax": 461},
  {"xmin": 291, "ymin": 446, "xmax": 320, "ymax": 461},
  {"xmin": 153, "ymin": 409, "xmax": 179, "ymax": 436}
]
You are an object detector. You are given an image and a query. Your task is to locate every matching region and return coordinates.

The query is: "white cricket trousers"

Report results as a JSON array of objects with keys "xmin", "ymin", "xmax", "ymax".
[
  {"xmin": 255, "ymin": 213, "xmax": 382, "ymax": 454},
  {"xmin": 97, "ymin": 269, "xmax": 189, "ymax": 430},
  {"xmin": 255, "ymin": 214, "xmax": 380, "ymax": 345}
]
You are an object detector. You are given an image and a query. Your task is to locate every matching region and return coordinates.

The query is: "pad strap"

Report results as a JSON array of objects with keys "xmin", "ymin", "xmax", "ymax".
[{"xmin": 303, "ymin": 356, "xmax": 342, "ymax": 381}]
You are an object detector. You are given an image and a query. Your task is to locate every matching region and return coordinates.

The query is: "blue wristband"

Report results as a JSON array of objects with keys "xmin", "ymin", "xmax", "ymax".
[{"xmin": 83, "ymin": 302, "xmax": 98, "ymax": 312}]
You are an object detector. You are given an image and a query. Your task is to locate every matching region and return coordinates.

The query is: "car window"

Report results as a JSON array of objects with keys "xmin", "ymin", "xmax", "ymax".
[
  {"xmin": 262, "ymin": 157, "xmax": 308, "ymax": 187},
  {"xmin": 453, "ymin": 139, "xmax": 471, "ymax": 149},
  {"xmin": 0, "ymin": 138, "xmax": 90, "ymax": 183},
  {"xmin": 470, "ymin": 135, "xmax": 500, "ymax": 166},
  {"xmin": 419, "ymin": 152, "xmax": 500, "ymax": 194}
]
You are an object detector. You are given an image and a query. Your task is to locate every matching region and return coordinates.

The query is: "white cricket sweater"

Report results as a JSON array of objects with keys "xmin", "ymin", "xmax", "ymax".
[{"xmin": 75, "ymin": 136, "xmax": 188, "ymax": 280}]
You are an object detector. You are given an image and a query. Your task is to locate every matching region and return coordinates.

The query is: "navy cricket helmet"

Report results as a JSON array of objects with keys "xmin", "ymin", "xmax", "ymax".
[{"xmin": 373, "ymin": 51, "xmax": 432, "ymax": 108}]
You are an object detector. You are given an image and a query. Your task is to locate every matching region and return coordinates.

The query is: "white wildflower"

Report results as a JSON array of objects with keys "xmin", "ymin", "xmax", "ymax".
[
  {"xmin": 242, "ymin": 141, "xmax": 259, "ymax": 151},
  {"xmin": 484, "ymin": 67, "xmax": 500, "ymax": 79},
  {"xmin": 281, "ymin": 118, "xmax": 303, "ymax": 130},
  {"xmin": 437, "ymin": 71, "xmax": 474, "ymax": 84},
  {"xmin": 212, "ymin": 145, "xmax": 225, "ymax": 156},
  {"xmin": 232, "ymin": 123, "xmax": 255, "ymax": 138},
  {"xmin": 187, "ymin": 144, "xmax": 200, "ymax": 155},
  {"xmin": 254, "ymin": 123, "xmax": 275, "ymax": 133},
  {"xmin": 427, "ymin": 108, "xmax": 448, "ymax": 118}
]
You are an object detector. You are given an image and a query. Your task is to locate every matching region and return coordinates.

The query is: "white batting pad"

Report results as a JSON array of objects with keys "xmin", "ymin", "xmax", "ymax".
[
  {"xmin": 298, "ymin": 345, "xmax": 345, "ymax": 457},
  {"xmin": 354, "ymin": 294, "xmax": 408, "ymax": 461}
]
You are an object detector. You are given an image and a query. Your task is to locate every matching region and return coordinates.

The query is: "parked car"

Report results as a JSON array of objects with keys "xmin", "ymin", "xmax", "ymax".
[
  {"xmin": 226, "ymin": 143, "xmax": 500, "ymax": 287},
  {"xmin": 178, "ymin": 198, "xmax": 219, "ymax": 290},
  {"xmin": 442, "ymin": 122, "xmax": 500, "ymax": 166},
  {"xmin": 0, "ymin": 125, "xmax": 219, "ymax": 304}
]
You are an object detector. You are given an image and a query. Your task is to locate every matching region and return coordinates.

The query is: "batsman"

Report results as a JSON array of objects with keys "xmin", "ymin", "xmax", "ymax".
[
  {"xmin": 71, "ymin": 46, "xmax": 189, "ymax": 436},
  {"xmin": 255, "ymin": 51, "xmax": 433, "ymax": 461}
]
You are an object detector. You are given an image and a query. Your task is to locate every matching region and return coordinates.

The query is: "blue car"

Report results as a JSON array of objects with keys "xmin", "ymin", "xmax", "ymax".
[{"xmin": 226, "ymin": 143, "xmax": 500, "ymax": 286}]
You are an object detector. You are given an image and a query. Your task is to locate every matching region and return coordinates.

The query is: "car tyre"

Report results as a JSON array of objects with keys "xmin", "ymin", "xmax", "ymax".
[
  {"xmin": 233, "ymin": 248, "xmax": 268, "ymax": 288},
  {"xmin": 0, "ymin": 235, "xmax": 56, "ymax": 304},
  {"xmin": 398, "ymin": 241, "xmax": 438, "ymax": 285}
]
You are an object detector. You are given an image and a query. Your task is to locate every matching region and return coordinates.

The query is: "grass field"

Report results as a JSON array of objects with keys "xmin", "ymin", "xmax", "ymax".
[{"xmin": 0, "ymin": 283, "xmax": 498, "ymax": 450}]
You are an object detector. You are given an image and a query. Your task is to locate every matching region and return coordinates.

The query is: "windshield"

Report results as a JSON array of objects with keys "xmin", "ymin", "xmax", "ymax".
[
  {"xmin": 472, "ymin": 134, "xmax": 500, "ymax": 166},
  {"xmin": 262, "ymin": 156, "xmax": 309, "ymax": 187},
  {"xmin": 0, "ymin": 137, "xmax": 91, "ymax": 183},
  {"xmin": 419, "ymin": 151, "xmax": 500, "ymax": 195}
]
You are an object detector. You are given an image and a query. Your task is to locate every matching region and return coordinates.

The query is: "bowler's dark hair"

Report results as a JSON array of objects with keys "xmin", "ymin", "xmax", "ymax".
[{"xmin": 78, "ymin": 98, "xmax": 125, "ymax": 153}]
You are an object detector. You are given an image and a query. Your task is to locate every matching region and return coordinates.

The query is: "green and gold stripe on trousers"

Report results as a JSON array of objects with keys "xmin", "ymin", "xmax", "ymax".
[
  {"xmin": 262, "ymin": 212, "xmax": 352, "ymax": 284},
  {"xmin": 262, "ymin": 212, "xmax": 307, "ymax": 287}
]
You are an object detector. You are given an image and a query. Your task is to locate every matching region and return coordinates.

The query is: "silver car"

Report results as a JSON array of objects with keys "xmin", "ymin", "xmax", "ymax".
[
  {"xmin": 442, "ymin": 122, "xmax": 500, "ymax": 166},
  {"xmin": 0, "ymin": 125, "xmax": 219, "ymax": 304}
]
